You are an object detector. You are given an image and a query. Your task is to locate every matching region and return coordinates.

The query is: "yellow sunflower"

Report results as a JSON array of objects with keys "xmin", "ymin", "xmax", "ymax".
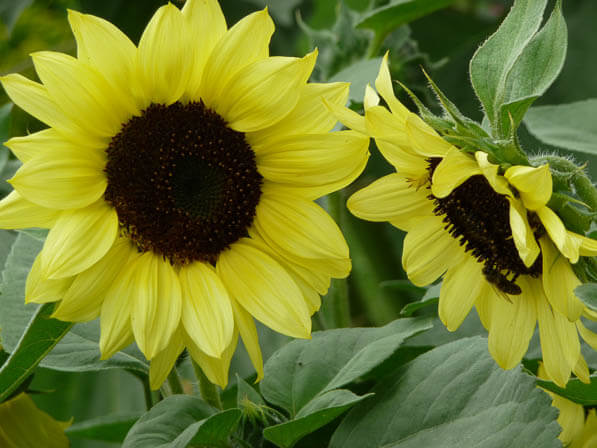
[
  {"xmin": 538, "ymin": 363, "xmax": 597, "ymax": 448},
  {"xmin": 0, "ymin": 0, "xmax": 369, "ymax": 389},
  {"xmin": 330, "ymin": 54, "xmax": 597, "ymax": 387},
  {"xmin": 0, "ymin": 393, "xmax": 70, "ymax": 447}
]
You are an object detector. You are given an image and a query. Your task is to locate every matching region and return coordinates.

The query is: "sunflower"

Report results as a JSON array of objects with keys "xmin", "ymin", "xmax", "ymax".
[
  {"xmin": 0, "ymin": 393, "xmax": 70, "ymax": 447},
  {"xmin": 331, "ymin": 54, "xmax": 597, "ymax": 387},
  {"xmin": 0, "ymin": 0, "xmax": 369, "ymax": 389}
]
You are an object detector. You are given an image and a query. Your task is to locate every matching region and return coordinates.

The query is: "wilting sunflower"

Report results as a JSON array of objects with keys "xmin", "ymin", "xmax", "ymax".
[
  {"xmin": 0, "ymin": 393, "xmax": 70, "ymax": 447},
  {"xmin": 0, "ymin": 0, "xmax": 369, "ymax": 388},
  {"xmin": 331, "ymin": 54, "xmax": 597, "ymax": 387}
]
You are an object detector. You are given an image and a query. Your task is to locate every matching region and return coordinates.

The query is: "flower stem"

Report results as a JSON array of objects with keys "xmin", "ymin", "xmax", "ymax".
[
  {"xmin": 167, "ymin": 368, "xmax": 184, "ymax": 395},
  {"xmin": 192, "ymin": 359, "xmax": 222, "ymax": 410}
]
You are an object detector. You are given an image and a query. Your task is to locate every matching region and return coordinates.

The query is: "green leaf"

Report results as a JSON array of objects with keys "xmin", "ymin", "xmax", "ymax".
[
  {"xmin": 0, "ymin": 232, "xmax": 149, "ymax": 374},
  {"xmin": 469, "ymin": 0, "xmax": 548, "ymax": 131},
  {"xmin": 357, "ymin": 0, "xmax": 457, "ymax": 38},
  {"xmin": 0, "ymin": 0, "xmax": 32, "ymax": 32},
  {"xmin": 330, "ymin": 337, "xmax": 561, "ymax": 448},
  {"xmin": 398, "ymin": 283, "xmax": 440, "ymax": 316},
  {"xmin": 574, "ymin": 283, "xmax": 597, "ymax": 312},
  {"xmin": 524, "ymin": 99, "xmax": 597, "ymax": 155},
  {"xmin": 498, "ymin": 0, "xmax": 568, "ymax": 136},
  {"xmin": 329, "ymin": 57, "xmax": 383, "ymax": 104},
  {"xmin": 260, "ymin": 317, "xmax": 432, "ymax": 416},
  {"xmin": 537, "ymin": 374, "xmax": 597, "ymax": 406},
  {"xmin": 123, "ymin": 395, "xmax": 240, "ymax": 448},
  {"xmin": 263, "ymin": 389, "xmax": 373, "ymax": 448},
  {"xmin": 237, "ymin": 374, "xmax": 265, "ymax": 407},
  {"xmin": 66, "ymin": 412, "xmax": 143, "ymax": 443},
  {"xmin": 0, "ymin": 303, "xmax": 73, "ymax": 403}
]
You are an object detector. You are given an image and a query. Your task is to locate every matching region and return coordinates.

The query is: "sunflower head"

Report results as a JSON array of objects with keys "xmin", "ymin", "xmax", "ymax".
[
  {"xmin": 0, "ymin": 0, "xmax": 370, "ymax": 389},
  {"xmin": 336, "ymin": 53, "xmax": 597, "ymax": 387}
]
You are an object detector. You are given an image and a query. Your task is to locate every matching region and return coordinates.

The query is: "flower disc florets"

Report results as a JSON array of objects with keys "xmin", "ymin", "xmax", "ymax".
[{"xmin": 105, "ymin": 101, "xmax": 262, "ymax": 265}]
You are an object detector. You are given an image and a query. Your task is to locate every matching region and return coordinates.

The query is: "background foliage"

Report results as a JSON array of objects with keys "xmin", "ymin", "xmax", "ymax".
[{"xmin": 1, "ymin": 0, "xmax": 596, "ymax": 446}]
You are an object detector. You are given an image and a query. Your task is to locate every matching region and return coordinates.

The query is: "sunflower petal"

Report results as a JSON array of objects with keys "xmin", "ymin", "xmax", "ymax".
[
  {"xmin": 508, "ymin": 197, "xmax": 540, "ymax": 267},
  {"xmin": 323, "ymin": 98, "xmax": 367, "ymax": 134},
  {"xmin": 180, "ymin": 261, "xmax": 234, "ymax": 358},
  {"xmin": 217, "ymin": 240, "xmax": 311, "ymax": 339},
  {"xmin": 25, "ymin": 253, "xmax": 73, "ymax": 304},
  {"xmin": 537, "ymin": 206, "xmax": 579, "ymax": 263},
  {"xmin": 431, "ymin": 147, "xmax": 480, "ymax": 198},
  {"xmin": 41, "ymin": 201, "xmax": 118, "ymax": 279},
  {"xmin": 375, "ymin": 52, "xmax": 410, "ymax": 118},
  {"xmin": 405, "ymin": 114, "xmax": 452, "ymax": 157},
  {"xmin": 149, "ymin": 329, "xmax": 185, "ymax": 390},
  {"xmin": 185, "ymin": 328, "xmax": 238, "ymax": 389},
  {"xmin": 231, "ymin": 299, "xmax": 264, "ymax": 381},
  {"xmin": 0, "ymin": 191, "xmax": 58, "ymax": 229},
  {"xmin": 475, "ymin": 151, "xmax": 511, "ymax": 195},
  {"xmin": 364, "ymin": 83, "xmax": 380, "ymax": 110},
  {"xmin": 504, "ymin": 164, "xmax": 552, "ymax": 211}
]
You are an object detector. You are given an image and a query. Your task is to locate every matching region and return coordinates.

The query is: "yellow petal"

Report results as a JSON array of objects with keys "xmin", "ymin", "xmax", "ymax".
[
  {"xmin": 9, "ymin": 148, "xmax": 106, "ymax": 210},
  {"xmin": 375, "ymin": 137, "xmax": 428, "ymax": 177},
  {"xmin": 31, "ymin": 51, "xmax": 128, "ymax": 138},
  {"xmin": 0, "ymin": 393, "xmax": 70, "ymax": 448},
  {"xmin": 100, "ymin": 253, "xmax": 140, "ymax": 358},
  {"xmin": 475, "ymin": 151, "xmax": 511, "ymax": 196},
  {"xmin": 181, "ymin": 0, "xmax": 227, "ymax": 101},
  {"xmin": 402, "ymin": 215, "xmax": 462, "ymax": 286},
  {"xmin": 0, "ymin": 191, "xmax": 58, "ymax": 229},
  {"xmin": 200, "ymin": 9, "xmax": 273, "ymax": 106},
  {"xmin": 540, "ymin": 237, "xmax": 584, "ymax": 321},
  {"xmin": 405, "ymin": 114, "xmax": 452, "ymax": 157},
  {"xmin": 507, "ymin": 197, "xmax": 540, "ymax": 267},
  {"xmin": 536, "ymin": 293, "xmax": 580, "ymax": 387},
  {"xmin": 25, "ymin": 253, "xmax": 73, "ymax": 304},
  {"xmin": 569, "ymin": 231, "xmax": 597, "ymax": 257},
  {"xmin": 347, "ymin": 173, "xmax": 433, "ymax": 231},
  {"xmin": 577, "ymin": 321, "xmax": 597, "ymax": 351},
  {"xmin": 53, "ymin": 237, "xmax": 136, "ymax": 322},
  {"xmin": 323, "ymin": 98, "xmax": 367, "ymax": 134},
  {"xmin": 180, "ymin": 261, "xmax": 234, "ymax": 358},
  {"xmin": 364, "ymin": 83, "xmax": 380, "ymax": 110},
  {"xmin": 537, "ymin": 206, "xmax": 579, "ymax": 263},
  {"xmin": 217, "ymin": 240, "xmax": 311, "ymax": 339},
  {"xmin": 374, "ymin": 52, "xmax": 409, "ymax": 117},
  {"xmin": 231, "ymin": 299, "xmax": 264, "ymax": 381},
  {"xmin": 431, "ymin": 147, "xmax": 480, "ymax": 198},
  {"xmin": 131, "ymin": 253, "xmax": 182, "ymax": 359},
  {"xmin": 254, "ymin": 192, "xmax": 349, "ymax": 276},
  {"xmin": 439, "ymin": 254, "xmax": 483, "ymax": 331},
  {"xmin": 256, "ymin": 130, "xmax": 369, "ymax": 199},
  {"xmin": 573, "ymin": 355, "xmax": 590, "ymax": 384},
  {"xmin": 67, "ymin": 9, "xmax": 139, "ymax": 113},
  {"xmin": 149, "ymin": 329, "xmax": 185, "ymax": 390},
  {"xmin": 249, "ymin": 82, "xmax": 349, "ymax": 145},
  {"xmin": 504, "ymin": 164, "xmax": 552, "ymax": 211},
  {"xmin": 365, "ymin": 105, "xmax": 409, "ymax": 146},
  {"xmin": 138, "ymin": 3, "xmax": 191, "ymax": 105},
  {"xmin": 219, "ymin": 51, "xmax": 317, "ymax": 133},
  {"xmin": 553, "ymin": 393, "xmax": 585, "ymax": 445},
  {"xmin": 0, "ymin": 74, "xmax": 88, "ymax": 142},
  {"xmin": 41, "ymin": 201, "xmax": 118, "ymax": 279},
  {"xmin": 486, "ymin": 276, "xmax": 537, "ymax": 369},
  {"xmin": 185, "ymin": 328, "xmax": 238, "ymax": 388}
]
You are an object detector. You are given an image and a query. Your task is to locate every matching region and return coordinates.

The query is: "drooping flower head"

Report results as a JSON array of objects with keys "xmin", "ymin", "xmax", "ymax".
[
  {"xmin": 333, "ymin": 54, "xmax": 597, "ymax": 387},
  {"xmin": 0, "ymin": 0, "xmax": 369, "ymax": 388}
]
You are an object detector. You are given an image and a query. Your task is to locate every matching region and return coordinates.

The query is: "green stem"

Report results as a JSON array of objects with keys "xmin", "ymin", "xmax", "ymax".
[
  {"xmin": 166, "ymin": 368, "xmax": 184, "ymax": 396},
  {"xmin": 320, "ymin": 192, "xmax": 351, "ymax": 329},
  {"xmin": 367, "ymin": 31, "xmax": 388, "ymax": 59},
  {"xmin": 192, "ymin": 360, "xmax": 222, "ymax": 410}
]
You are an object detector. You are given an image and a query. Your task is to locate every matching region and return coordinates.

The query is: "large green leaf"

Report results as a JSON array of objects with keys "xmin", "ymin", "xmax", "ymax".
[
  {"xmin": 66, "ymin": 412, "xmax": 143, "ymax": 443},
  {"xmin": 497, "ymin": 0, "xmax": 567, "ymax": 136},
  {"xmin": 356, "ymin": 0, "xmax": 457, "ymax": 39},
  {"xmin": 524, "ymin": 99, "xmax": 597, "ymax": 156},
  {"xmin": 0, "ymin": 232, "xmax": 149, "ymax": 374},
  {"xmin": 263, "ymin": 389, "xmax": 372, "ymax": 448},
  {"xmin": 469, "ymin": 0, "xmax": 548, "ymax": 131},
  {"xmin": 329, "ymin": 57, "xmax": 383, "ymax": 104},
  {"xmin": 0, "ymin": 303, "xmax": 72, "ymax": 402},
  {"xmin": 260, "ymin": 317, "xmax": 432, "ymax": 416},
  {"xmin": 123, "ymin": 395, "xmax": 240, "ymax": 448},
  {"xmin": 537, "ymin": 375, "xmax": 597, "ymax": 406},
  {"xmin": 329, "ymin": 337, "xmax": 561, "ymax": 448}
]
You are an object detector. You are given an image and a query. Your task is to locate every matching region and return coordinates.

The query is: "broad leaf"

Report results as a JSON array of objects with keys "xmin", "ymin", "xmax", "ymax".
[
  {"xmin": 330, "ymin": 337, "xmax": 561, "ymax": 448},
  {"xmin": 537, "ymin": 375, "xmax": 597, "ymax": 406},
  {"xmin": 574, "ymin": 283, "xmax": 597, "ymax": 312},
  {"xmin": 498, "ymin": 0, "xmax": 567, "ymax": 136},
  {"xmin": 263, "ymin": 389, "xmax": 372, "ymax": 448},
  {"xmin": 329, "ymin": 57, "xmax": 383, "ymax": 104},
  {"xmin": 524, "ymin": 99, "xmax": 597, "ymax": 156},
  {"xmin": 260, "ymin": 317, "xmax": 432, "ymax": 416},
  {"xmin": 66, "ymin": 412, "xmax": 143, "ymax": 443},
  {"xmin": 469, "ymin": 0, "xmax": 547, "ymax": 130}
]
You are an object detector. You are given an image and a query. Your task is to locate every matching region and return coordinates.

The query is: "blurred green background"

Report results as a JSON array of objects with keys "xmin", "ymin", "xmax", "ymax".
[{"xmin": 1, "ymin": 0, "xmax": 595, "ymax": 446}]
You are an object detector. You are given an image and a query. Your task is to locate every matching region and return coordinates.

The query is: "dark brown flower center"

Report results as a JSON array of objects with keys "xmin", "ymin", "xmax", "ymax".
[
  {"xmin": 104, "ymin": 102, "xmax": 262, "ymax": 265},
  {"xmin": 427, "ymin": 157, "xmax": 543, "ymax": 295}
]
